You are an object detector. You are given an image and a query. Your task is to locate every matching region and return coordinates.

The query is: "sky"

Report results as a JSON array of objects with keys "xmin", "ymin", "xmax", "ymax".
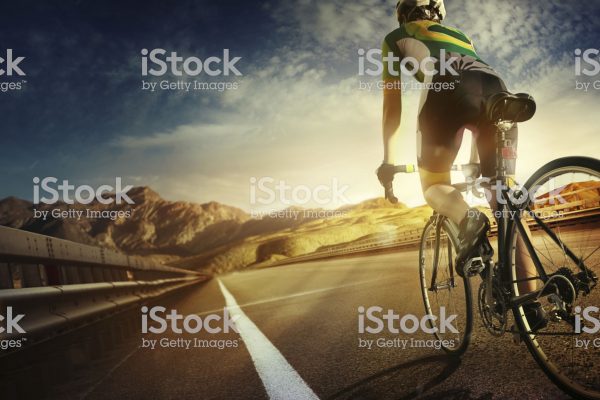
[{"xmin": 1, "ymin": 0, "xmax": 600, "ymax": 212}]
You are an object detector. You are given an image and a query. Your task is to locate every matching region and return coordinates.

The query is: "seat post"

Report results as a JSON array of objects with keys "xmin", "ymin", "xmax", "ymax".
[
  {"xmin": 494, "ymin": 120, "xmax": 515, "ymax": 253},
  {"xmin": 494, "ymin": 121, "xmax": 515, "ymax": 184}
]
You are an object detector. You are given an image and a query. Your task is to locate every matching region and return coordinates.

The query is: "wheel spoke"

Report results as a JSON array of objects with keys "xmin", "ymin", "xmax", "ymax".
[
  {"xmin": 508, "ymin": 161, "xmax": 600, "ymax": 397},
  {"xmin": 419, "ymin": 221, "xmax": 470, "ymax": 354}
]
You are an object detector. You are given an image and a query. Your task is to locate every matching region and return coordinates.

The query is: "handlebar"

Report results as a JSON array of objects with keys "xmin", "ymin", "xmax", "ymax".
[{"xmin": 383, "ymin": 163, "xmax": 485, "ymax": 204}]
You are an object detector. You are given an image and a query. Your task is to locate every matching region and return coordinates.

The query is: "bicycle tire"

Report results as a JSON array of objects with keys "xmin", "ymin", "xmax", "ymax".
[
  {"xmin": 419, "ymin": 216, "xmax": 473, "ymax": 356},
  {"xmin": 507, "ymin": 156, "xmax": 600, "ymax": 400}
]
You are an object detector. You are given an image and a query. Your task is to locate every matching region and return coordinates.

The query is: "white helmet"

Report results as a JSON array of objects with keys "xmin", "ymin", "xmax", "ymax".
[{"xmin": 396, "ymin": 0, "xmax": 446, "ymax": 21}]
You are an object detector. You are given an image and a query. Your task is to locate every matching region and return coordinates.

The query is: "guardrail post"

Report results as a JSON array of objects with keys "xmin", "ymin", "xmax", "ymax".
[
  {"xmin": 0, "ymin": 262, "xmax": 12, "ymax": 289},
  {"xmin": 22, "ymin": 263, "xmax": 43, "ymax": 287}
]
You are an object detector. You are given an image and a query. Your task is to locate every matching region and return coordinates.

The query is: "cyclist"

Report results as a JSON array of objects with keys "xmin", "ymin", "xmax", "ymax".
[{"xmin": 376, "ymin": 0, "xmax": 545, "ymax": 325}]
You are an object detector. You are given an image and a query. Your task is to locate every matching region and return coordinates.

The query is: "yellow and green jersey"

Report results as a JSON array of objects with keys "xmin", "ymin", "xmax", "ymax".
[{"xmin": 382, "ymin": 20, "xmax": 496, "ymax": 82}]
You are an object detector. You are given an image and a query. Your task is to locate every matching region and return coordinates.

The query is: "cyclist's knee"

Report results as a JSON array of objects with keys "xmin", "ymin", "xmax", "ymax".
[
  {"xmin": 419, "ymin": 167, "xmax": 451, "ymax": 193},
  {"xmin": 420, "ymin": 168, "xmax": 452, "ymax": 210}
]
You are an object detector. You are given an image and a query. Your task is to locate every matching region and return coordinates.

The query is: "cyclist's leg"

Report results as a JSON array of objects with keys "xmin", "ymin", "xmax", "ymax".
[
  {"xmin": 417, "ymin": 74, "xmax": 471, "ymax": 226},
  {"xmin": 417, "ymin": 127, "xmax": 468, "ymax": 226}
]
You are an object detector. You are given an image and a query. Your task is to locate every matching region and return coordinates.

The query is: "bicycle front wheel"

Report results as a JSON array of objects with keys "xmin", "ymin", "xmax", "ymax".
[
  {"xmin": 508, "ymin": 156, "xmax": 600, "ymax": 399},
  {"xmin": 419, "ymin": 216, "xmax": 473, "ymax": 356}
]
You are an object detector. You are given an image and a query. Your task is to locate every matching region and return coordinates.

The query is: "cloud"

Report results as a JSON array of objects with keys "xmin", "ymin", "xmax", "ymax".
[
  {"xmin": 113, "ymin": 124, "xmax": 251, "ymax": 149},
  {"xmin": 65, "ymin": 0, "xmax": 600, "ymax": 211}
]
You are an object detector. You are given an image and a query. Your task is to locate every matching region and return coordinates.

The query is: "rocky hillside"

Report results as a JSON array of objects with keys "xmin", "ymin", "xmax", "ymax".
[
  {"xmin": 0, "ymin": 188, "xmax": 423, "ymax": 272},
  {"xmin": 4, "ymin": 180, "xmax": 597, "ymax": 274},
  {"xmin": 0, "ymin": 187, "xmax": 250, "ymax": 258},
  {"xmin": 170, "ymin": 199, "xmax": 429, "ymax": 274}
]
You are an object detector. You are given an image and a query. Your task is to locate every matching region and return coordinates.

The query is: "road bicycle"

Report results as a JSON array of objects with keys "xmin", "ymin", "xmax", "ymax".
[{"xmin": 385, "ymin": 92, "xmax": 600, "ymax": 399}]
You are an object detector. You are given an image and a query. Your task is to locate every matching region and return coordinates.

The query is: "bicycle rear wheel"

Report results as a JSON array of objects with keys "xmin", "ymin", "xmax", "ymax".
[
  {"xmin": 419, "ymin": 216, "xmax": 473, "ymax": 356},
  {"xmin": 508, "ymin": 156, "xmax": 600, "ymax": 399}
]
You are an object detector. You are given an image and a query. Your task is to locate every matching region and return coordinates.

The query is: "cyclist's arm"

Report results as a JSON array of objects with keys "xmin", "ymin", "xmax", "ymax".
[
  {"xmin": 383, "ymin": 80, "xmax": 402, "ymax": 164},
  {"xmin": 381, "ymin": 39, "xmax": 402, "ymax": 164}
]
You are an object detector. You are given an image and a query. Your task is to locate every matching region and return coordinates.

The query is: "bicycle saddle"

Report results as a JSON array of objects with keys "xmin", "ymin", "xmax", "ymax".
[{"xmin": 486, "ymin": 91, "xmax": 536, "ymax": 123}]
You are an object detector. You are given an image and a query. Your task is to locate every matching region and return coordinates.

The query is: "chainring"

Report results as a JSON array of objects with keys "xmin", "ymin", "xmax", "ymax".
[{"xmin": 478, "ymin": 279, "xmax": 508, "ymax": 337}]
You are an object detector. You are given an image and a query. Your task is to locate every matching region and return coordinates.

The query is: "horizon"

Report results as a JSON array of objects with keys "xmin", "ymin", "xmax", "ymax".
[{"xmin": 1, "ymin": 183, "xmax": 423, "ymax": 214}]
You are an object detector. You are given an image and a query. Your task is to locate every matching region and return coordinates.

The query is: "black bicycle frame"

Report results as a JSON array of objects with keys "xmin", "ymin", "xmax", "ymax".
[
  {"xmin": 501, "ymin": 191, "xmax": 592, "ymax": 307},
  {"xmin": 488, "ymin": 124, "xmax": 588, "ymax": 307},
  {"xmin": 426, "ymin": 125, "xmax": 591, "ymax": 303}
]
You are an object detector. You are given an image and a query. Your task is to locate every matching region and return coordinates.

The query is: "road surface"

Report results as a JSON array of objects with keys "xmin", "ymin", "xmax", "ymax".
[{"xmin": 47, "ymin": 248, "xmax": 577, "ymax": 400}]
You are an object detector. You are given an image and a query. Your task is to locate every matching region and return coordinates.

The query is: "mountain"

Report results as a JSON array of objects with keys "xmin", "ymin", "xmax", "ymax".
[
  {"xmin": 170, "ymin": 199, "xmax": 430, "ymax": 274},
  {"xmin": 4, "ymin": 181, "xmax": 599, "ymax": 274},
  {"xmin": 0, "ymin": 187, "xmax": 250, "ymax": 258},
  {"xmin": 0, "ymin": 188, "xmax": 423, "ymax": 273}
]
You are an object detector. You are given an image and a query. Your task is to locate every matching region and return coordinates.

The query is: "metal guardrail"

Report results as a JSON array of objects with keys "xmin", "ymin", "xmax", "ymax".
[
  {"xmin": 0, "ymin": 226, "xmax": 195, "ymax": 277},
  {"xmin": 0, "ymin": 226, "xmax": 209, "ymax": 349},
  {"xmin": 267, "ymin": 201, "xmax": 600, "ymax": 268}
]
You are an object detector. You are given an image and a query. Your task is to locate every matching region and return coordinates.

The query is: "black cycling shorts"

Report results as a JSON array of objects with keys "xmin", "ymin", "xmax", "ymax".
[{"xmin": 417, "ymin": 70, "xmax": 518, "ymax": 181}]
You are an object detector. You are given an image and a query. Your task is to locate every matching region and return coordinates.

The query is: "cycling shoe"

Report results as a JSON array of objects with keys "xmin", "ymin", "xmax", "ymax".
[{"xmin": 456, "ymin": 208, "xmax": 490, "ymax": 277}]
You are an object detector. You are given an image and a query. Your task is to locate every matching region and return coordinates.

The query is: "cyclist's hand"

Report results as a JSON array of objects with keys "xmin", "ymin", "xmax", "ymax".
[
  {"xmin": 376, "ymin": 163, "xmax": 398, "ymax": 204},
  {"xmin": 376, "ymin": 163, "xmax": 395, "ymax": 186}
]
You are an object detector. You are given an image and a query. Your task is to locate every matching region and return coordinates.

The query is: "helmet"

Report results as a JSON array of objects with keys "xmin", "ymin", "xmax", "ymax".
[{"xmin": 396, "ymin": 0, "xmax": 446, "ymax": 22}]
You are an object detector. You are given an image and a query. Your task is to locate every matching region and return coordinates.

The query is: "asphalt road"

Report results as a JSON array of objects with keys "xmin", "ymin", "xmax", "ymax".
[{"xmin": 46, "ymin": 246, "xmax": 588, "ymax": 400}]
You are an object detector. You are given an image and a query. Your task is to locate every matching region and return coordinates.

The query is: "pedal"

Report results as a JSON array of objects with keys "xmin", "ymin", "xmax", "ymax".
[{"xmin": 463, "ymin": 257, "xmax": 485, "ymax": 277}]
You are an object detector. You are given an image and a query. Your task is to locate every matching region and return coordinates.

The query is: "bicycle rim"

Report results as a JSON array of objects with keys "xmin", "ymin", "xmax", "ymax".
[
  {"xmin": 419, "ymin": 218, "xmax": 472, "ymax": 355},
  {"xmin": 509, "ymin": 157, "xmax": 600, "ymax": 399}
]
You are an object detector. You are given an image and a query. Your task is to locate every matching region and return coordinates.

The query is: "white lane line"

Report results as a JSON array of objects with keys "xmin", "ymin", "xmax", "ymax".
[
  {"xmin": 198, "ymin": 276, "xmax": 393, "ymax": 316},
  {"xmin": 218, "ymin": 279, "xmax": 320, "ymax": 400}
]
